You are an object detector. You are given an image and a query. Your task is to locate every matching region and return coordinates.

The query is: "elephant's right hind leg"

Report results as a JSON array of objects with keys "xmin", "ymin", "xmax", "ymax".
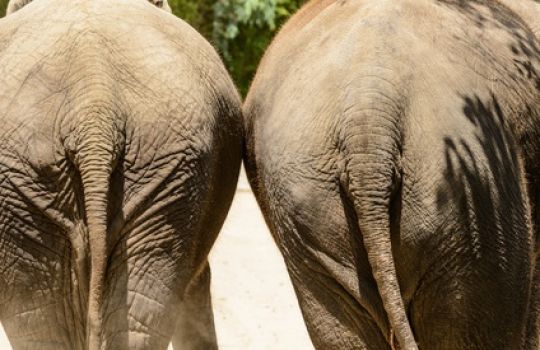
[
  {"xmin": 409, "ymin": 252, "xmax": 531, "ymax": 350},
  {"xmin": 290, "ymin": 269, "xmax": 391, "ymax": 350},
  {"xmin": 172, "ymin": 262, "xmax": 217, "ymax": 350}
]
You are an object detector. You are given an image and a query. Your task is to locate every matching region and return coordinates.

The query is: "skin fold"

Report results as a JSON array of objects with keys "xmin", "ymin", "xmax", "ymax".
[
  {"xmin": 0, "ymin": 0, "xmax": 242, "ymax": 349},
  {"xmin": 244, "ymin": 0, "xmax": 540, "ymax": 349}
]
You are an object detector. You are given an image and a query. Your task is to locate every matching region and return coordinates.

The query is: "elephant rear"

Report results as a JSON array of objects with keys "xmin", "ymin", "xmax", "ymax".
[
  {"xmin": 244, "ymin": 0, "xmax": 539, "ymax": 349},
  {"xmin": 0, "ymin": 1, "xmax": 242, "ymax": 349}
]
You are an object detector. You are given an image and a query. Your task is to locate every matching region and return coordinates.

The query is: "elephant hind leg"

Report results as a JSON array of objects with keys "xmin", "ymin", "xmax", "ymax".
[
  {"xmin": 408, "ymin": 239, "xmax": 531, "ymax": 350},
  {"xmin": 289, "ymin": 263, "xmax": 391, "ymax": 350},
  {"xmin": 172, "ymin": 262, "xmax": 217, "ymax": 350}
]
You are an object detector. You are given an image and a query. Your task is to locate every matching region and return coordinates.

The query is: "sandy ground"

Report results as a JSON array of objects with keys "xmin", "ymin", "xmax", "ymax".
[{"xmin": 0, "ymin": 168, "xmax": 314, "ymax": 350}]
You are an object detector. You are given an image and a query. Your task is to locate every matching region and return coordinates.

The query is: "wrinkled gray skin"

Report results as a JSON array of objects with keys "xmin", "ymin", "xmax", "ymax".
[
  {"xmin": 244, "ymin": 0, "xmax": 540, "ymax": 349},
  {"xmin": 0, "ymin": 0, "xmax": 242, "ymax": 349},
  {"xmin": 504, "ymin": 1, "xmax": 540, "ymax": 347},
  {"xmin": 503, "ymin": 0, "xmax": 540, "ymax": 209}
]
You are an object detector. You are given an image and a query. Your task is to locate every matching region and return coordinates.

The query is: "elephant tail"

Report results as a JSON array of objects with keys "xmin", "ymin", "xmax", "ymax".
[
  {"xmin": 340, "ymin": 118, "xmax": 417, "ymax": 350},
  {"xmin": 70, "ymin": 107, "xmax": 124, "ymax": 350}
]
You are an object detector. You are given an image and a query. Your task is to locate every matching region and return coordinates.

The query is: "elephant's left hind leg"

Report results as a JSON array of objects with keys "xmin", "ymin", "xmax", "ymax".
[{"xmin": 172, "ymin": 262, "xmax": 217, "ymax": 350}]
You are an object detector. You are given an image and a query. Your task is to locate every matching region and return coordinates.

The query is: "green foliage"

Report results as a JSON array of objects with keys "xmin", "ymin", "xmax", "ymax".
[
  {"xmin": 213, "ymin": 0, "xmax": 298, "ymax": 51},
  {"xmin": 171, "ymin": 0, "xmax": 304, "ymax": 95},
  {"xmin": 211, "ymin": 0, "xmax": 304, "ymax": 95},
  {"xmin": 0, "ymin": 0, "xmax": 7, "ymax": 17},
  {"xmin": 168, "ymin": 0, "xmax": 215, "ymax": 39}
]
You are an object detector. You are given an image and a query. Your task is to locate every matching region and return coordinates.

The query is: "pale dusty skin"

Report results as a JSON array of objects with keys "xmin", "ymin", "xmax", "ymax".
[{"xmin": 0, "ymin": 0, "xmax": 242, "ymax": 349}]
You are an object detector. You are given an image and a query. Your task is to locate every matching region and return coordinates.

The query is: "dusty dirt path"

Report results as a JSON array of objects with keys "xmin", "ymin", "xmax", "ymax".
[{"xmin": 0, "ymin": 168, "xmax": 314, "ymax": 350}]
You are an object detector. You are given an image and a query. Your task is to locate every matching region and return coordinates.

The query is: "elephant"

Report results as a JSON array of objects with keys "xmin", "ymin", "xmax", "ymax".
[
  {"xmin": 502, "ymin": 0, "xmax": 540, "ymax": 37},
  {"xmin": 244, "ymin": 0, "xmax": 540, "ymax": 349},
  {"xmin": 502, "ymin": 0, "xmax": 540, "ymax": 346},
  {"xmin": 0, "ymin": 0, "xmax": 242, "ymax": 349},
  {"xmin": 6, "ymin": 0, "xmax": 172, "ymax": 14}
]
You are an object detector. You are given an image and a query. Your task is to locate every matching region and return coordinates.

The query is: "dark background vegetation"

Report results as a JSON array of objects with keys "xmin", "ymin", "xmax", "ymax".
[
  {"xmin": 0, "ymin": 0, "xmax": 538, "ymax": 96},
  {"xmin": 0, "ymin": 0, "xmax": 306, "ymax": 96}
]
